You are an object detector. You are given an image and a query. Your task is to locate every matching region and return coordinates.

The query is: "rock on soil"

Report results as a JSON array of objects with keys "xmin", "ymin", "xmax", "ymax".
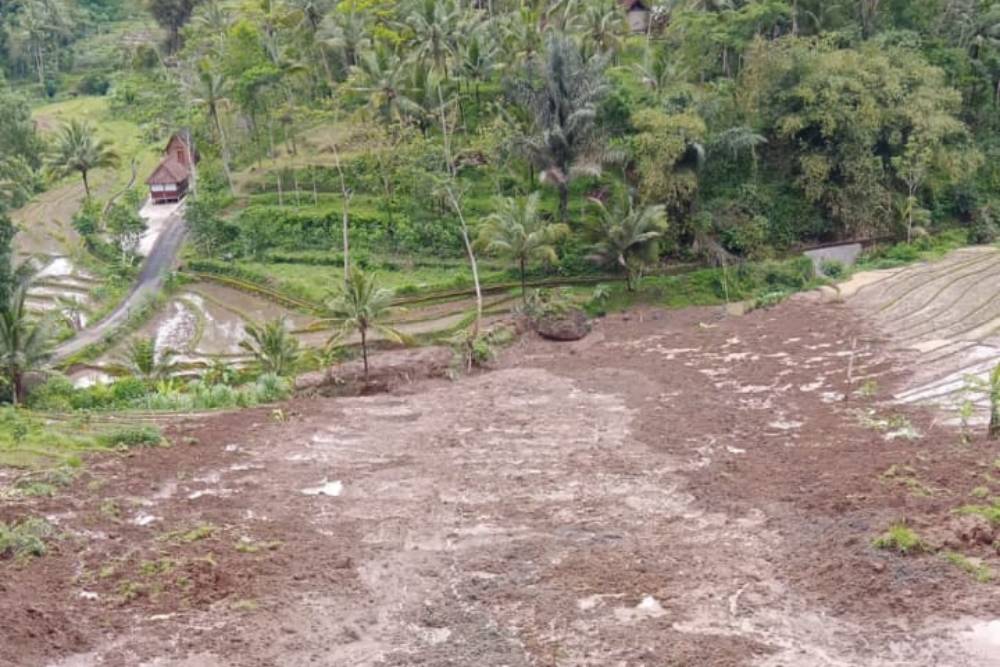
[
  {"xmin": 295, "ymin": 345, "xmax": 455, "ymax": 396},
  {"xmin": 534, "ymin": 309, "xmax": 591, "ymax": 341}
]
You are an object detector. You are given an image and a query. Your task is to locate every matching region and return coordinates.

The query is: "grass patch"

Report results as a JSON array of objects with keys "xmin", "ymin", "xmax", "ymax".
[
  {"xmin": 234, "ymin": 537, "xmax": 283, "ymax": 554},
  {"xmin": 872, "ymin": 523, "xmax": 925, "ymax": 554},
  {"xmin": 856, "ymin": 229, "xmax": 970, "ymax": 271},
  {"xmin": 943, "ymin": 551, "xmax": 994, "ymax": 583},
  {"xmin": 0, "ymin": 409, "xmax": 107, "ymax": 469},
  {"xmin": 954, "ymin": 501, "xmax": 1000, "ymax": 525},
  {"xmin": 586, "ymin": 257, "xmax": 821, "ymax": 315},
  {"xmin": 0, "ymin": 518, "xmax": 55, "ymax": 560},
  {"xmin": 160, "ymin": 523, "xmax": 217, "ymax": 544},
  {"xmin": 97, "ymin": 425, "xmax": 162, "ymax": 448}
]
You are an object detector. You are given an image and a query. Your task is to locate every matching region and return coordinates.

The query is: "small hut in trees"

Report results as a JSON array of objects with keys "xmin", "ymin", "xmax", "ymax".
[
  {"xmin": 146, "ymin": 133, "xmax": 198, "ymax": 204},
  {"xmin": 620, "ymin": 0, "xmax": 650, "ymax": 32}
]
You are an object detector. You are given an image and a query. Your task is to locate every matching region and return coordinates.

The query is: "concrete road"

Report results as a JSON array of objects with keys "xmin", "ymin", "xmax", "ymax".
[{"xmin": 53, "ymin": 204, "xmax": 187, "ymax": 360}]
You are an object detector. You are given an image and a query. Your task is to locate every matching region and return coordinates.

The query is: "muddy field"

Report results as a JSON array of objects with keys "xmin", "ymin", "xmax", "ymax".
[{"xmin": 3, "ymin": 287, "xmax": 1000, "ymax": 666}]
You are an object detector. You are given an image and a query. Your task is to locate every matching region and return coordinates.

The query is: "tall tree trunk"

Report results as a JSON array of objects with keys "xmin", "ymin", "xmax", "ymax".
[
  {"xmin": 557, "ymin": 182, "xmax": 569, "ymax": 221},
  {"xmin": 361, "ymin": 327, "xmax": 369, "ymax": 378},
  {"xmin": 437, "ymin": 85, "xmax": 483, "ymax": 340},
  {"xmin": 520, "ymin": 257, "xmax": 527, "ymax": 303},
  {"xmin": 332, "ymin": 141, "xmax": 351, "ymax": 280},
  {"xmin": 81, "ymin": 171, "xmax": 91, "ymax": 197},
  {"xmin": 12, "ymin": 369, "xmax": 22, "ymax": 406}
]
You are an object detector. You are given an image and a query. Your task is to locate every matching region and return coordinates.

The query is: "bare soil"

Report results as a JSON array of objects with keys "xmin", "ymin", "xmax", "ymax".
[{"xmin": 3, "ymin": 295, "xmax": 1000, "ymax": 666}]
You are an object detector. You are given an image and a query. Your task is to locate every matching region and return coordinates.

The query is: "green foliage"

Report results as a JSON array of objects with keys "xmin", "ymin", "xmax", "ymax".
[
  {"xmin": 955, "ymin": 501, "xmax": 1000, "ymax": 526},
  {"xmin": 46, "ymin": 120, "xmax": 120, "ymax": 197},
  {"xmin": 476, "ymin": 191, "xmax": 569, "ymax": 298},
  {"xmin": 239, "ymin": 317, "xmax": 301, "ymax": 376},
  {"xmin": 321, "ymin": 266, "xmax": 409, "ymax": 377},
  {"xmin": 0, "ymin": 518, "xmax": 55, "ymax": 560},
  {"xmin": 0, "ymin": 281, "xmax": 54, "ymax": 405},
  {"xmin": 943, "ymin": 551, "xmax": 994, "ymax": 583},
  {"xmin": 586, "ymin": 197, "xmax": 668, "ymax": 291},
  {"xmin": 872, "ymin": 523, "xmax": 924, "ymax": 554},
  {"xmin": 97, "ymin": 426, "xmax": 162, "ymax": 448}
]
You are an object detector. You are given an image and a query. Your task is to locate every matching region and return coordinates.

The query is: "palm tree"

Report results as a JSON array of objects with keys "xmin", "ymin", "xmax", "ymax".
[
  {"xmin": 581, "ymin": 4, "xmax": 624, "ymax": 59},
  {"xmin": 319, "ymin": 267, "xmax": 410, "ymax": 379},
  {"xmin": 477, "ymin": 192, "xmax": 569, "ymax": 301},
  {"xmin": 516, "ymin": 34, "xmax": 610, "ymax": 219},
  {"xmin": 402, "ymin": 0, "xmax": 462, "ymax": 79},
  {"xmin": 458, "ymin": 32, "xmax": 497, "ymax": 104},
  {"xmin": 351, "ymin": 46, "xmax": 419, "ymax": 125},
  {"xmin": 239, "ymin": 317, "xmax": 301, "ymax": 376},
  {"xmin": 319, "ymin": 9, "xmax": 370, "ymax": 71},
  {"xmin": 587, "ymin": 197, "xmax": 668, "ymax": 291},
  {"xmin": 0, "ymin": 283, "xmax": 52, "ymax": 405},
  {"xmin": 117, "ymin": 336, "xmax": 178, "ymax": 382},
  {"xmin": 189, "ymin": 61, "xmax": 235, "ymax": 192},
  {"xmin": 48, "ymin": 120, "xmax": 119, "ymax": 197}
]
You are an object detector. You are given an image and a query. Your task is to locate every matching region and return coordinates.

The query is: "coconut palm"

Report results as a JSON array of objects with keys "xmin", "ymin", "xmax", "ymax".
[
  {"xmin": 586, "ymin": 197, "xmax": 668, "ymax": 291},
  {"xmin": 188, "ymin": 62, "xmax": 235, "ymax": 192},
  {"xmin": 402, "ymin": 0, "xmax": 462, "ymax": 79},
  {"xmin": 516, "ymin": 34, "xmax": 610, "ymax": 219},
  {"xmin": 458, "ymin": 32, "xmax": 497, "ymax": 104},
  {"xmin": 319, "ymin": 9, "xmax": 370, "ymax": 70},
  {"xmin": 351, "ymin": 46, "xmax": 419, "ymax": 125},
  {"xmin": 0, "ymin": 282, "xmax": 52, "ymax": 405},
  {"xmin": 477, "ymin": 192, "xmax": 569, "ymax": 301},
  {"xmin": 239, "ymin": 317, "xmax": 301, "ymax": 376},
  {"xmin": 319, "ymin": 267, "xmax": 410, "ymax": 379},
  {"xmin": 117, "ymin": 336, "xmax": 178, "ymax": 382},
  {"xmin": 581, "ymin": 4, "xmax": 624, "ymax": 59},
  {"xmin": 48, "ymin": 120, "xmax": 119, "ymax": 197}
]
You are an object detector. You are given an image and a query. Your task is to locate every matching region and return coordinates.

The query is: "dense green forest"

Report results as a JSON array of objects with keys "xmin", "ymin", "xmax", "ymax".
[{"xmin": 3, "ymin": 0, "xmax": 999, "ymax": 275}]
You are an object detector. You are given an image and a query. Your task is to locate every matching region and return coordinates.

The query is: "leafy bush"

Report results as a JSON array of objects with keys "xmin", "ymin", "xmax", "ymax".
[
  {"xmin": 98, "ymin": 426, "xmax": 162, "ymax": 448},
  {"xmin": 111, "ymin": 377, "xmax": 149, "ymax": 403},
  {"xmin": 254, "ymin": 373, "xmax": 290, "ymax": 403},
  {"xmin": 0, "ymin": 518, "xmax": 54, "ymax": 560},
  {"xmin": 26, "ymin": 375, "xmax": 77, "ymax": 411},
  {"xmin": 819, "ymin": 259, "xmax": 847, "ymax": 279},
  {"xmin": 76, "ymin": 72, "xmax": 111, "ymax": 96}
]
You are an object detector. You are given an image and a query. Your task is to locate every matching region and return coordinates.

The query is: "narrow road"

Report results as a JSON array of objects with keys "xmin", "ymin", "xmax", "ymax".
[{"xmin": 53, "ymin": 206, "xmax": 187, "ymax": 360}]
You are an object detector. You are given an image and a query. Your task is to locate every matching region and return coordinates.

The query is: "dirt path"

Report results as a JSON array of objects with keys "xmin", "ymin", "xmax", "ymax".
[
  {"xmin": 52, "ymin": 207, "xmax": 187, "ymax": 361},
  {"xmin": 5, "ymin": 294, "xmax": 1000, "ymax": 666}
]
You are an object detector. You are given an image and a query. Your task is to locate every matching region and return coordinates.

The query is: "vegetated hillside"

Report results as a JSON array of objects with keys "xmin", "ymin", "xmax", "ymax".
[{"xmin": 3, "ymin": 0, "xmax": 999, "ymax": 280}]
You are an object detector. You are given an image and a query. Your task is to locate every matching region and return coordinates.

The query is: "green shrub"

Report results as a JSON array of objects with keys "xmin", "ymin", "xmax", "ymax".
[
  {"xmin": 111, "ymin": 377, "xmax": 148, "ymax": 403},
  {"xmin": 0, "ymin": 518, "xmax": 55, "ymax": 560},
  {"xmin": 820, "ymin": 259, "xmax": 847, "ymax": 279},
  {"xmin": 26, "ymin": 375, "xmax": 77, "ymax": 411},
  {"xmin": 872, "ymin": 523, "xmax": 924, "ymax": 554},
  {"xmin": 98, "ymin": 426, "xmax": 162, "ymax": 448},
  {"xmin": 254, "ymin": 373, "xmax": 290, "ymax": 403}
]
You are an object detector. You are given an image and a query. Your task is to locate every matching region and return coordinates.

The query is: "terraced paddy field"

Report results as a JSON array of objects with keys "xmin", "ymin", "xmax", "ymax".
[
  {"xmin": 67, "ymin": 280, "xmax": 518, "ymax": 384},
  {"xmin": 843, "ymin": 246, "xmax": 1000, "ymax": 426}
]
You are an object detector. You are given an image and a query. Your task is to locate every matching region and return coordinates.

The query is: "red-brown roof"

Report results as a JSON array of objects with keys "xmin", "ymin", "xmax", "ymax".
[{"xmin": 145, "ymin": 156, "xmax": 190, "ymax": 185}]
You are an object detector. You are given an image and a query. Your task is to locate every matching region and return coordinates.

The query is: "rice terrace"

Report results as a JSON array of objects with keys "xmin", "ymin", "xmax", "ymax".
[{"xmin": 1, "ymin": 1, "xmax": 1000, "ymax": 666}]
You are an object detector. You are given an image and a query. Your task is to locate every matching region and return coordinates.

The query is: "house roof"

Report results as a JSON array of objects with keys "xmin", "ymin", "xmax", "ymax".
[{"xmin": 146, "ymin": 156, "xmax": 190, "ymax": 185}]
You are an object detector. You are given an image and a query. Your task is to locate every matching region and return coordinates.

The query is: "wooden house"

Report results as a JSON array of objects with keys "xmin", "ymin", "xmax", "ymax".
[{"xmin": 146, "ymin": 133, "xmax": 198, "ymax": 204}]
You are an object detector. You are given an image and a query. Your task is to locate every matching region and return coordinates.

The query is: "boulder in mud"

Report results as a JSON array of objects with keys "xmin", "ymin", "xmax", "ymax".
[
  {"xmin": 534, "ymin": 309, "xmax": 591, "ymax": 342},
  {"xmin": 296, "ymin": 346, "xmax": 455, "ymax": 396}
]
